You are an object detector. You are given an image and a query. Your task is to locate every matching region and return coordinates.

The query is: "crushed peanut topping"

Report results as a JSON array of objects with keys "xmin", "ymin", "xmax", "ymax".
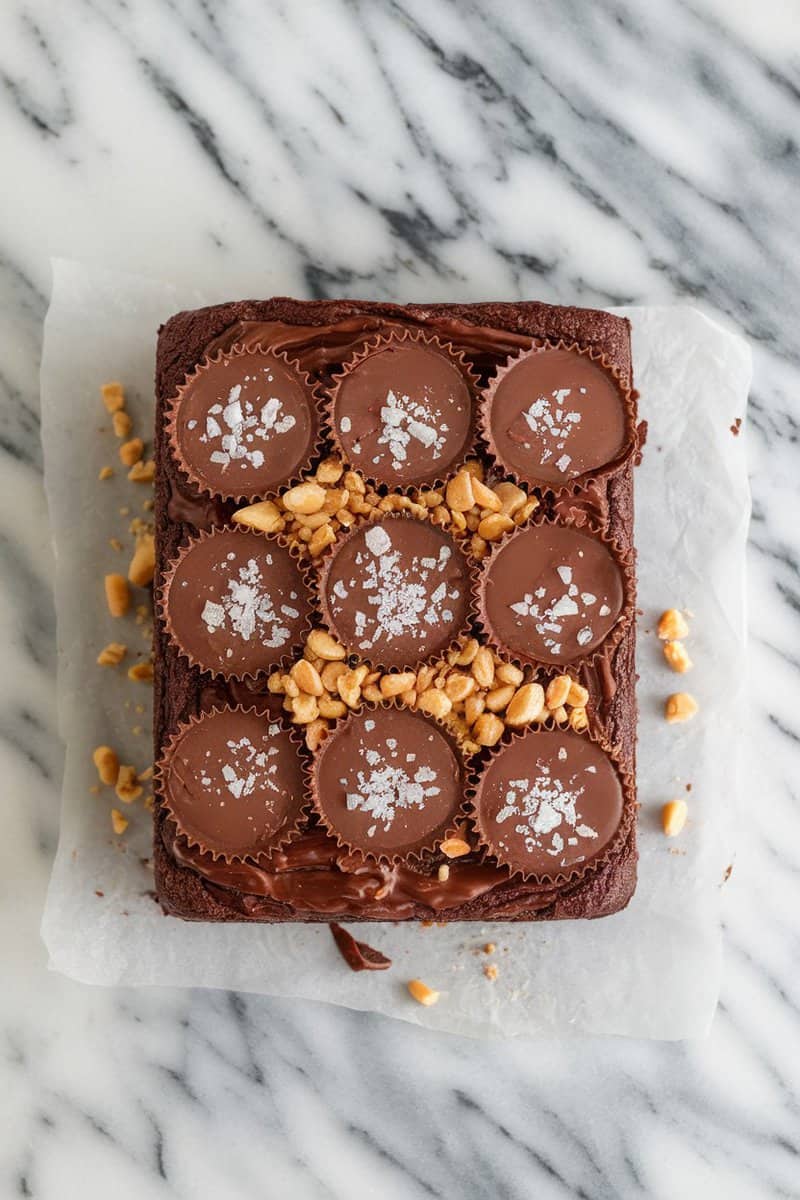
[
  {"xmin": 407, "ymin": 979, "xmax": 440, "ymax": 1006},
  {"xmin": 97, "ymin": 642, "xmax": 127, "ymax": 667},
  {"xmin": 665, "ymin": 692, "xmax": 698, "ymax": 724},
  {"xmin": 662, "ymin": 799, "xmax": 688, "ymax": 837}
]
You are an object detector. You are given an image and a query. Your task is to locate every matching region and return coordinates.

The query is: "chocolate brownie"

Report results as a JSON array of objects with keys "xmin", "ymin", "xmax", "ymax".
[{"xmin": 153, "ymin": 298, "xmax": 640, "ymax": 923}]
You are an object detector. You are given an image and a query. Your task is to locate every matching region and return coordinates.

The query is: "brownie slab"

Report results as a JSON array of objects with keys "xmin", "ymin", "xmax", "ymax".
[{"xmin": 153, "ymin": 298, "xmax": 639, "ymax": 923}]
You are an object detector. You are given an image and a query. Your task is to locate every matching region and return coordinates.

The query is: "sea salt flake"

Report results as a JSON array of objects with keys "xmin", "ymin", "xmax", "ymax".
[{"xmin": 576, "ymin": 627, "xmax": 593, "ymax": 646}]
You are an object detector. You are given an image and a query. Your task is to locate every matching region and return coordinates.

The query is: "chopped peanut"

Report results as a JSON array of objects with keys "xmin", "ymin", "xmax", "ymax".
[
  {"xmin": 505, "ymin": 683, "xmax": 545, "ymax": 726},
  {"xmin": 128, "ymin": 532, "xmax": 155, "ymax": 587},
  {"xmin": 665, "ymin": 692, "xmax": 699, "ymax": 724},
  {"xmin": 127, "ymin": 661, "xmax": 154, "ymax": 683},
  {"xmin": 232, "ymin": 499, "xmax": 284, "ymax": 534},
  {"xmin": 657, "ymin": 609, "xmax": 689, "ymax": 641},
  {"xmin": 663, "ymin": 641, "xmax": 692, "ymax": 673},
  {"xmin": 569, "ymin": 706, "xmax": 589, "ymax": 733},
  {"xmin": 320, "ymin": 660, "xmax": 348, "ymax": 691},
  {"xmin": 380, "ymin": 671, "xmax": 417, "ymax": 698},
  {"xmin": 417, "ymin": 689, "xmax": 452, "ymax": 719},
  {"xmin": 474, "ymin": 712, "xmax": 504, "ymax": 747},
  {"xmin": 115, "ymin": 764, "xmax": 143, "ymax": 804},
  {"xmin": 566, "ymin": 681, "xmax": 589, "ymax": 708},
  {"xmin": 495, "ymin": 662, "xmax": 523, "ymax": 687},
  {"xmin": 407, "ymin": 979, "xmax": 439, "ymax": 1007},
  {"xmin": 128, "ymin": 459, "xmax": 155, "ymax": 483},
  {"xmin": 440, "ymin": 838, "xmax": 471, "ymax": 859},
  {"xmin": 445, "ymin": 470, "xmax": 475, "ymax": 513},
  {"xmin": 318, "ymin": 695, "xmax": 347, "ymax": 720},
  {"xmin": 111, "ymin": 809, "xmax": 129, "ymax": 835},
  {"xmin": 471, "ymin": 646, "xmax": 495, "ymax": 689},
  {"xmin": 437, "ymin": 864, "xmax": 450, "ymax": 883},
  {"xmin": 112, "ymin": 410, "xmax": 133, "ymax": 438},
  {"xmin": 662, "ymin": 799, "xmax": 688, "ymax": 837},
  {"xmin": 304, "ymin": 718, "xmax": 328, "ymax": 751},
  {"xmin": 337, "ymin": 665, "xmax": 368, "ymax": 708},
  {"xmin": 477, "ymin": 512, "xmax": 514, "ymax": 542},
  {"xmin": 545, "ymin": 675, "xmax": 571, "ymax": 709},
  {"xmin": 105, "ymin": 574, "xmax": 130, "ymax": 617},
  {"xmin": 291, "ymin": 659, "xmax": 324, "ymax": 697},
  {"xmin": 97, "ymin": 642, "xmax": 127, "ymax": 667},
  {"xmin": 484, "ymin": 964, "xmax": 499, "ymax": 982},
  {"xmin": 92, "ymin": 745, "xmax": 119, "ymax": 786},
  {"xmin": 307, "ymin": 629, "xmax": 346, "ymax": 661},
  {"xmin": 101, "ymin": 382, "xmax": 125, "ymax": 413},
  {"xmin": 282, "ymin": 482, "xmax": 326, "ymax": 514},
  {"xmin": 470, "ymin": 477, "xmax": 502, "ymax": 511},
  {"xmin": 308, "ymin": 524, "xmax": 336, "ymax": 557},
  {"xmin": 119, "ymin": 437, "xmax": 144, "ymax": 467},
  {"xmin": 290, "ymin": 694, "xmax": 319, "ymax": 724},
  {"xmin": 316, "ymin": 456, "xmax": 344, "ymax": 484},
  {"xmin": 98, "ymin": 466, "xmax": 114, "ymax": 481}
]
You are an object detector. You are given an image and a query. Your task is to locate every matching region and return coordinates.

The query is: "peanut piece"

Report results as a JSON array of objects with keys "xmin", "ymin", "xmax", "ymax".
[
  {"xmin": 282, "ymin": 482, "xmax": 326, "ymax": 514},
  {"xmin": 101, "ymin": 382, "xmax": 125, "ymax": 413},
  {"xmin": 471, "ymin": 646, "xmax": 495, "ymax": 689},
  {"xmin": 437, "ymin": 864, "xmax": 450, "ymax": 882},
  {"xmin": 308, "ymin": 524, "xmax": 337, "ymax": 557},
  {"xmin": 115, "ymin": 764, "xmax": 143, "ymax": 803},
  {"xmin": 267, "ymin": 672, "xmax": 285, "ymax": 694},
  {"xmin": 128, "ymin": 533, "xmax": 155, "ymax": 587},
  {"xmin": 545, "ymin": 675, "xmax": 571, "ymax": 709},
  {"xmin": 418, "ymin": 689, "xmax": 453, "ymax": 719},
  {"xmin": 470, "ymin": 477, "xmax": 502, "ymax": 512},
  {"xmin": 474, "ymin": 712, "xmax": 504, "ymax": 746},
  {"xmin": 282, "ymin": 675, "xmax": 300, "ymax": 698},
  {"xmin": 112, "ymin": 410, "xmax": 132, "ymax": 438},
  {"xmin": 416, "ymin": 665, "xmax": 436, "ymax": 693},
  {"xmin": 566, "ymin": 681, "xmax": 590, "ymax": 708},
  {"xmin": 128, "ymin": 459, "xmax": 155, "ymax": 483},
  {"xmin": 111, "ymin": 809, "xmax": 129, "ymax": 835},
  {"xmin": 361, "ymin": 683, "xmax": 382, "ymax": 704},
  {"xmin": 318, "ymin": 696, "xmax": 347, "ymax": 720},
  {"xmin": 338, "ymin": 665, "xmax": 368, "ymax": 708},
  {"xmin": 664, "ymin": 641, "xmax": 693, "ymax": 673},
  {"xmin": 290, "ymin": 694, "xmax": 319, "ymax": 724},
  {"xmin": 119, "ymin": 437, "xmax": 143, "ymax": 467},
  {"xmin": 470, "ymin": 534, "xmax": 488, "ymax": 559},
  {"xmin": 478, "ymin": 512, "xmax": 514, "ymax": 541},
  {"xmin": 105, "ymin": 574, "xmax": 130, "ymax": 617},
  {"xmin": 444, "ymin": 674, "xmax": 475, "ymax": 703},
  {"xmin": 344, "ymin": 470, "xmax": 366, "ymax": 495},
  {"xmin": 485, "ymin": 684, "xmax": 515, "ymax": 713},
  {"xmin": 380, "ymin": 672, "xmax": 416, "ymax": 698},
  {"xmin": 453, "ymin": 638, "xmax": 479, "ymax": 666},
  {"xmin": 92, "ymin": 745, "xmax": 119, "ymax": 786},
  {"xmin": 97, "ymin": 642, "xmax": 127, "ymax": 667},
  {"xmin": 450, "ymin": 510, "xmax": 467, "ymax": 532},
  {"xmin": 506, "ymin": 683, "xmax": 545, "ymax": 726},
  {"xmin": 98, "ymin": 466, "xmax": 114, "ymax": 481},
  {"xmin": 127, "ymin": 661, "xmax": 154, "ymax": 682},
  {"xmin": 665, "ymin": 692, "xmax": 699, "ymax": 724},
  {"xmin": 445, "ymin": 470, "xmax": 475, "ymax": 513},
  {"xmin": 515, "ymin": 499, "xmax": 539, "ymax": 523},
  {"xmin": 495, "ymin": 662, "xmax": 524, "ymax": 686},
  {"xmin": 464, "ymin": 694, "xmax": 485, "ymax": 726},
  {"xmin": 484, "ymin": 964, "xmax": 499, "ymax": 982},
  {"xmin": 307, "ymin": 629, "xmax": 347, "ymax": 661},
  {"xmin": 320, "ymin": 660, "xmax": 348, "ymax": 691},
  {"xmin": 316, "ymin": 456, "xmax": 344, "ymax": 484},
  {"xmin": 291, "ymin": 659, "xmax": 323, "ymax": 697},
  {"xmin": 407, "ymin": 979, "xmax": 439, "ymax": 1007},
  {"xmin": 294, "ymin": 511, "xmax": 331, "ymax": 530},
  {"xmin": 232, "ymin": 499, "xmax": 284, "ymax": 534},
  {"xmin": 657, "ymin": 609, "xmax": 689, "ymax": 641},
  {"xmin": 551, "ymin": 705, "xmax": 569, "ymax": 725},
  {"xmin": 662, "ymin": 799, "xmax": 688, "ymax": 837},
  {"xmin": 305, "ymin": 719, "xmax": 329, "ymax": 751},
  {"xmin": 569, "ymin": 706, "xmax": 588, "ymax": 732},
  {"xmin": 419, "ymin": 490, "xmax": 443, "ymax": 508},
  {"xmin": 493, "ymin": 482, "xmax": 527, "ymax": 516},
  {"xmin": 440, "ymin": 837, "xmax": 471, "ymax": 859},
  {"xmin": 322, "ymin": 487, "xmax": 349, "ymax": 514}
]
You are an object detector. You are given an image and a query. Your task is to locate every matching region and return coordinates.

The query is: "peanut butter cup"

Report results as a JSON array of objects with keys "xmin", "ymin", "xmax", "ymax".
[
  {"xmin": 167, "ymin": 346, "xmax": 318, "ymax": 499},
  {"xmin": 482, "ymin": 345, "xmax": 633, "ymax": 490},
  {"xmin": 318, "ymin": 515, "xmax": 472, "ymax": 670},
  {"xmin": 160, "ymin": 526, "xmax": 313, "ymax": 678},
  {"xmin": 478, "ymin": 520, "xmax": 629, "ymax": 668},
  {"xmin": 159, "ymin": 707, "xmax": 306, "ymax": 861},
  {"xmin": 312, "ymin": 706, "xmax": 465, "ymax": 862},
  {"xmin": 473, "ymin": 728, "xmax": 626, "ymax": 880},
  {"xmin": 330, "ymin": 332, "xmax": 475, "ymax": 488}
]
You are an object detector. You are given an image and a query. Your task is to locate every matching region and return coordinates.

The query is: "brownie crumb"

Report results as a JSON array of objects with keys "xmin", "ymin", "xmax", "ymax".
[{"xmin": 730, "ymin": 418, "xmax": 742, "ymax": 436}]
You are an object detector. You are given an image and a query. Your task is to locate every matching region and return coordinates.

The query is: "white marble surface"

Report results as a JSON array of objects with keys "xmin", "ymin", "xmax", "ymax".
[{"xmin": 1, "ymin": 0, "xmax": 798, "ymax": 1196}]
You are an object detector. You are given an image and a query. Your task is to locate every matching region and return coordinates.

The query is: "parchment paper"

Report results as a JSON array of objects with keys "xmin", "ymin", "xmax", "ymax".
[{"xmin": 39, "ymin": 259, "xmax": 751, "ymax": 1039}]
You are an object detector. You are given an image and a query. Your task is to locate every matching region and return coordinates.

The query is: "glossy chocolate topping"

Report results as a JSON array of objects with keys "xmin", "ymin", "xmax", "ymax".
[
  {"xmin": 332, "ymin": 337, "xmax": 473, "ymax": 487},
  {"xmin": 486, "ymin": 348, "xmax": 629, "ymax": 487},
  {"xmin": 160, "ymin": 707, "xmax": 306, "ymax": 859},
  {"xmin": 312, "ymin": 707, "xmax": 463, "ymax": 860},
  {"xmin": 480, "ymin": 522, "xmax": 625, "ymax": 666},
  {"xmin": 162, "ymin": 527, "xmax": 312, "ymax": 678},
  {"xmin": 474, "ymin": 728, "xmax": 624, "ymax": 879},
  {"xmin": 170, "ymin": 348, "xmax": 317, "ymax": 498},
  {"xmin": 319, "ymin": 516, "xmax": 470, "ymax": 669}
]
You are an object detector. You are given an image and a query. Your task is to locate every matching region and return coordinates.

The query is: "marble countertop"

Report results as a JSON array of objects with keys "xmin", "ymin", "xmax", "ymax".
[{"xmin": 1, "ymin": 1, "xmax": 798, "ymax": 1196}]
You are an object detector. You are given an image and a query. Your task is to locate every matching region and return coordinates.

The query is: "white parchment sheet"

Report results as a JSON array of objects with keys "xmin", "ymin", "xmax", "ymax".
[{"xmin": 39, "ymin": 260, "xmax": 751, "ymax": 1039}]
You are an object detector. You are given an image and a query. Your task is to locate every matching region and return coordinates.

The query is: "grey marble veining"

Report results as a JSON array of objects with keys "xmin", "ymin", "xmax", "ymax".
[{"xmin": 1, "ymin": 0, "xmax": 798, "ymax": 1196}]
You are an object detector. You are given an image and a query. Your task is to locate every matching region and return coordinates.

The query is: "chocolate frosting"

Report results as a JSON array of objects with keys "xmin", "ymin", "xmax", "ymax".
[
  {"xmin": 485, "ymin": 347, "xmax": 630, "ymax": 487},
  {"xmin": 161, "ymin": 526, "xmax": 312, "ymax": 678},
  {"xmin": 312, "ymin": 706, "xmax": 464, "ymax": 860},
  {"xmin": 319, "ymin": 516, "xmax": 471, "ymax": 669},
  {"xmin": 331, "ymin": 335, "xmax": 474, "ymax": 487},
  {"xmin": 480, "ymin": 522, "xmax": 625, "ymax": 667},
  {"xmin": 160, "ymin": 707, "xmax": 306, "ymax": 859},
  {"xmin": 474, "ymin": 728, "xmax": 624, "ymax": 879},
  {"xmin": 169, "ymin": 347, "xmax": 317, "ymax": 498}
]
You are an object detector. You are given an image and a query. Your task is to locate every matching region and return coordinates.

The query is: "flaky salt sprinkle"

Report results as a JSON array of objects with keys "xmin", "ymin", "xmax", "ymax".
[
  {"xmin": 201, "ymin": 557, "xmax": 294, "ymax": 647},
  {"xmin": 494, "ymin": 752, "xmax": 598, "ymax": 863},
  {"xmin": 215, "ymin": 730, "xmax": 281, "ymax": 802},
  {"xmin": 518, "ymin": 388, "xmax": 582, "ymax": 474},
  {"xmin": 509, "ymin": 564, "xmax": 601, "ymax": 655},
  {"xmin": 345, "ymin": 739, "xmax": 440, "ymax": 834},
  {"xmin": 375, "ymin": 388, "xmax": 448, "ymax": 471},
  {"xmin": 199, "ymin": 379, "xmax": 297, "ymax": 471}
]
